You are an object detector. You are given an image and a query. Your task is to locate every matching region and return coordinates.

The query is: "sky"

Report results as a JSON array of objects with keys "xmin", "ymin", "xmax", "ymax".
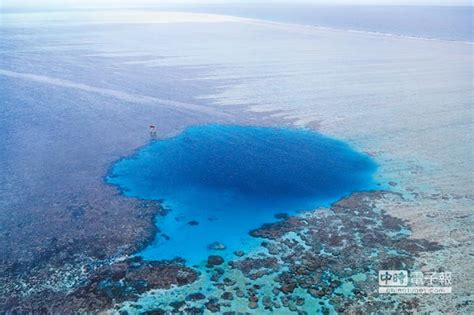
[{"xmin": 2, "ymin": 0, "xmax": 472, "ymax": 8}]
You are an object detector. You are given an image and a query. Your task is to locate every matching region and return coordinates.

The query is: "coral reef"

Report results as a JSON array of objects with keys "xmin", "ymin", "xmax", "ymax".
[
  {"xmin": 116, "ymin": 191, "xmax": 452, "ymax": 314},
  {"xmin": 2, "ymin": 256, "xmax": 197, "ymax": 314}
]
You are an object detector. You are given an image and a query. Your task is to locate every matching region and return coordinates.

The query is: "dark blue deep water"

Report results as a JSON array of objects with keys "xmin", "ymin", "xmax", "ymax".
[{"xmin": 107, "ymin": 125, "xmax": 377, "ymax": 264}]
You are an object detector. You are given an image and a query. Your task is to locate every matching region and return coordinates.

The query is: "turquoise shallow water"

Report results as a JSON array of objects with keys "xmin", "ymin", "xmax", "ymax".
[{"xmin": 107, "ymin": 125, "xmax": 377, "ymax": 264}]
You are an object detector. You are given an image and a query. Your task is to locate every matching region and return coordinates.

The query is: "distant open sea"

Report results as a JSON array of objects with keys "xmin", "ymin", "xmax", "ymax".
[
  {"xmin": 178, "ymin": 4, "xmax": 473, "ymax": 42},
  {"xmin": 2, "ymin": 4, "xmax": 472, "ymax": 42},
  {"xmin": 187, "ymin": 4, "xmax": 474, "ymax": 42}
]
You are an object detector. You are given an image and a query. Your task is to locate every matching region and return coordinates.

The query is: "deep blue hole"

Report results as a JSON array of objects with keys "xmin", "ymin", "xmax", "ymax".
[{"xmin": 107, "ymin": 125, "xmax": 377, "ymax": 264}]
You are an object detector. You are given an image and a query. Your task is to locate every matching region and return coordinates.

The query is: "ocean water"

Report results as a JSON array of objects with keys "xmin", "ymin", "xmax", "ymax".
[
  {"xmin": 160, "ymin": 4, "xmax": 474, "ymax": 42},
  {"xmin": 107, "ymin": 125, "xmax": 377, "ymax": 264},
  {"xmin": 1, "ymin": 4, "xmax": 472, "ymax": 313},
  {"xmin": 2, "ymin": 5, "xmax": 471, "ymax": 42},
  {"xmin": 1, "ymin": 8, "xmax": 470, "ymax": 267}
]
